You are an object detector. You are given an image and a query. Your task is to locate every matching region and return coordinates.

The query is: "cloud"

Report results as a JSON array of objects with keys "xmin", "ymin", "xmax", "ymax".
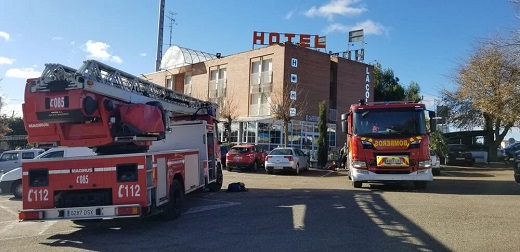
[
  {"xmin": 139, "ymin": 53, "xmax": 147, "ymax": 57},
  {"xmin": 82, "ymin": 40, "xmax": 123, "ymax": 64},
  {"xmin": 0, "ymin": 57, "xmax": 14, "ymax": 65},
  {"xmin": 5, "ymin": 68, "xmax": 41, "ymax": 79},
  {"xmin": 52, "ymin": 36, "xmax": 63, "ymax": 41},
  {"xmin": 305, "ymin": 0, "xmax": 366, "ymax": 20},
  {"xmin": 324, "ymin": 20, "xmax": 386, "ymax": 35},
  {"xmin": 285, "ymin": 10, "xmax": 294, "ymax": 20},
  {"xmin": 0, "ymin": 99, "xmax": 23, "ymax": 117},
  {"xmin": 0, "ymin": 31, "xmax": 10, "ymax": 41}
]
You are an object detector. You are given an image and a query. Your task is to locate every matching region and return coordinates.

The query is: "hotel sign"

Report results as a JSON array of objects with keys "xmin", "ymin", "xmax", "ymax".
[{"xmin": 253, "ymin": 31, "xmax": 326, "ymax": 49}]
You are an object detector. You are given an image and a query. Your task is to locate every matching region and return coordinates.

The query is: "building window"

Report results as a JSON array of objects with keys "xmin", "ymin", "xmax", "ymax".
[
  {"xmin": 250, "ymin": 58, "xmax": 272, "ymax": 116},
  {"xmin": 209, "ymin": 67, "xmax": 227, "ymax": 100},
  {"xmin": 184, "ymin": 73, "xmax": 192, "ymax": 96},
  {"xmin": 166, "ymin": 77, "xmax": 174, "ymax": 89},
  {"xmin": 250, "ymin": 59, "xmax": 272, "ymax": 94}
]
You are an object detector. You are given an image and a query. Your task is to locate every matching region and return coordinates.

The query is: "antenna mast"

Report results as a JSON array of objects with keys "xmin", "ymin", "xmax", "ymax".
[{"xmin": 166, "ymin": 11, "xmax": 177, "ymax": 49}]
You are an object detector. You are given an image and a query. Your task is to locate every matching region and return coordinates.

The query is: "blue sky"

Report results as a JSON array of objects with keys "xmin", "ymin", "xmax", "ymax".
[{"xmin": 0, "ymin": 0, "xmax": 518, "ymax": 139}]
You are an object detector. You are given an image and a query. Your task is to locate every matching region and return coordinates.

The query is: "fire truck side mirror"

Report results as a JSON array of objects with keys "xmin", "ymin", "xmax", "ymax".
[
  {"xmin": 428, "ymin": 111, "xmax": 437, "ymax": 132},
  {"xmin": 341, "ymin": 113, "xmax": 349, "ymax": 134}
]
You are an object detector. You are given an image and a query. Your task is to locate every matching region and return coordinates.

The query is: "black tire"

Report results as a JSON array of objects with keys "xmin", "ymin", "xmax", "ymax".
[
  {"xmin": 12, "ymin": 180, "xmax": 23, "ymax": 199},
  {"xmin": 414, "ymin": 181, "xmax": 427, "ymax": 190},
  {"xmin": 251, "ymin": 161, "xmax": 258, "ymax": 172},
  {"xmin": 352, "ymin": 181, "xmax": 362, "ymax": 188},
  {"xmin": 208, "ymin": 165, "xmax": 223, "ymax": 192},
  {"xmin": 227, "ymin": 166, "xmax": 233, "ymax": 171},
  {"xmin": 160, "ymin": 180, "xmax": 184, "ymax": 220},
  {"xmin": 266, "ymin": 169, "xmax": 273, "ymax": 174},
  {"xmin": 432, "ymin": 169, "xmax": 441, "ymax": 176}
]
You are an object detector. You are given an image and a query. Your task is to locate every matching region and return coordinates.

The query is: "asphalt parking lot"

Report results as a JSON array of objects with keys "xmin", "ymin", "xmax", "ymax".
[{"xmin": 1, "ymin": 165, "xmax": 520, "ymax": 252}]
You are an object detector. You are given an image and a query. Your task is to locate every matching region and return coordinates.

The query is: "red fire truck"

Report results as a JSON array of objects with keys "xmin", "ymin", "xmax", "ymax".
[
  {"xmin": 340, "ymin": 100, "xmax": 436, "ymax": 189},
  {"xmin": 19, "ymin": 60, "xmax": 223, "ymax": 221}
]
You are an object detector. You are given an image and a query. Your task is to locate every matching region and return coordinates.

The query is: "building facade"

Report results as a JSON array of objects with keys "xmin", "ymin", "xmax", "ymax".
[{"xmin": 144, "ymin": 42, "xmax": 373, "ymax": 158}]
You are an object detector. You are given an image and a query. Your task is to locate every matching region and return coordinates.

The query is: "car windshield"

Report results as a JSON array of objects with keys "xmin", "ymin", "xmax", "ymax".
[
  {"xmin": 230, "ymin": 147, "xmax": 250, "ymax": 154},
  {"xmin": 269, "ymin": 149, "xmax": 293, "ymax": 155}
]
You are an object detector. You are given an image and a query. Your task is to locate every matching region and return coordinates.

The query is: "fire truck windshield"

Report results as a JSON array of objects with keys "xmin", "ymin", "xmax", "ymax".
[{"xmin": 353, "ymin": 108, "xmax": 427, "ymax": 137}]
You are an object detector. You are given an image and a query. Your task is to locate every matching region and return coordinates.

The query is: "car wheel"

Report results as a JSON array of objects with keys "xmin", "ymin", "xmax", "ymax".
[
  {"xmin": 12, "ymin": 180, "xmax": 22, "ymax": 199},
  {"xmin": 266, "ymin": 168, "xmax": 273, "ymax": 174},
  {"xmin": 252, "ymin": 161, "xmax": 258, "ymax": 172},
  {"xmin": 294, "ymin": 164, "xmax": 300, "ymax": 175},
  {"xmin": 352, "ymin": 181, "xmax": 362, "ymax": 188},
  {"xmin": 432, "ymin": 169, "xmax": 440, "ymax": 176}
]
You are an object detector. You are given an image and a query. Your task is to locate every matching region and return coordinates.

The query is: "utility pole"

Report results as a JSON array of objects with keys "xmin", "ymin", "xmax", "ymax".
[{"xmin": 155, "ymin": 0, "xmax": 166, "ymax": 71}]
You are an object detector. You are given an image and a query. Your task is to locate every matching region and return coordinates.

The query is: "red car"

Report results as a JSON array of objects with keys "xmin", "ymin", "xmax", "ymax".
[{"xmin": 226, "ymin": 144, "xmax": 267, "ymax": 172}]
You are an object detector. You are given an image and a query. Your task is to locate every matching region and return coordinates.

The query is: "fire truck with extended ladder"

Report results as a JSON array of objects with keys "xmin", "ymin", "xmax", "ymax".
[
  {"xmin": 340, "ymin": 100, "xmax": 436, "ymax": 189},
  {"xmin": 18, "ymin": 60, "xmax": 223, "ymax": 221}
]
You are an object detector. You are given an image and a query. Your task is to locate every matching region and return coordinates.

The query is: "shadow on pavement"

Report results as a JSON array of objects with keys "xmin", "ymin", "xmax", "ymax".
[{"xmin": 39, "ymin": 188, "xmax": 452, "ymax": 252}]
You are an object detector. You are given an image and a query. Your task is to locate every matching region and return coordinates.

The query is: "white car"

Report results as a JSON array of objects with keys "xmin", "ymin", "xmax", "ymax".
[
  {"xmin": 0, "ymin": 147, "xmax": 95, "ymax": 198},
  {"xmin": 430, "ymin": 150, "xmax": 441, "ymax": 176},
  {"xmin": 264, "ymin": 147, "xmax": 310, "ymax": 175}
]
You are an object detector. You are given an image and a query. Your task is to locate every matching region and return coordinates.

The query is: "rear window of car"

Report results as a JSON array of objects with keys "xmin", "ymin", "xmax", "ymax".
[
  {"xmin": 22, "ymin": 152, "xmax": 37, "ymax": 159},
  {"xmin": 269, "ymin": 149, "xmax": 293, "ymax": 155},
  {"xmin": 230, "ymin": 147, "xmax": 251, "ymax": 154}
]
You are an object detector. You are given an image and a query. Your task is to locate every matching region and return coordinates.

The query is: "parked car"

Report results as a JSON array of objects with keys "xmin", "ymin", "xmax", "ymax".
[
  {"xmin": 226, "ymin": 144, "xmax": 267, "ymax": 172},
  {"xmin": 0, "ymin": 149, "xmax": 45, "ymax": 174},
  {"xmin": 430, "ymin": 150, "xmax": 441, "ymax": 176},
  {"xmin": 264, "ymin": 147, "xmax": 310, "ymax": 175},
  {"xmin": 445, "ymin": 144, "xmax": 474, "ymax": 166},
  {"xmin": 220, "ymin": 145, "xmax": 231, "ymax": 167},
  {"xmin": 503, "ymin": 142, "xmax": 520, "ymax": 163},
  {"xmin": 514, "ymin": 150, "xmax": 520, "ymax": 183},
  {"xmin": 0, "ymin": 147, "xmax": 96, "ymax": 198}
]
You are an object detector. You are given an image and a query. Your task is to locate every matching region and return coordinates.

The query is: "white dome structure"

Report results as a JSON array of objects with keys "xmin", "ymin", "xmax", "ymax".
[{"xmin": 160, "ymin": 45, "xmax": 216, "ymax": 70}]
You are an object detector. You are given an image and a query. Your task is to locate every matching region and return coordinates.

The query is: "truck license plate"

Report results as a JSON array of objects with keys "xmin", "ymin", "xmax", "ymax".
[
  {"xmin": 274, "ymin": 166, "xmax": 283, "ymax": 169},
  {"xmin": 67, "ymin": 208, "xmax": 97, "ymax": 217}
]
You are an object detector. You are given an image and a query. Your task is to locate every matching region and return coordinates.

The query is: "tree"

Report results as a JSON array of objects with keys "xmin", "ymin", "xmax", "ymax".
[
  {"xmin": 373, "ymin": 62, "xmax": 422, "ymax": 102},
  {"xmin": 316, "ymin": 101, "xmax": 328, "ymax": 168},
  {"xmin": 217, "ymin": 92, "xmax": 239, "ymax": 143},
  {"xmin": 404, "ymin": 81, "xmax": 422, "ymax": 101},
  {"xmin": 441, "ymin": 40, "xmax": 520, "ymax": 161},
  {"xmin": 0, "ymin": 78, "xmax": 12, "ymax": 139},
  {"xmin": 4, "ymin": 117, "xmax": 28, "ymax": 149},
  {"xmin": 429, "ymin": 131, "xmax": 448, "ymax": 158},
  {"xmin": 268, "ymin": 76, "xmax": 308, "ymax": 147}
]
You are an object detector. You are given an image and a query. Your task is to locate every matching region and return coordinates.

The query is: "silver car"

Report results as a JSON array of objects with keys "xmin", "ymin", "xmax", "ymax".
[{"xmin": 264, "ymin": 147, "xmax": 310, "ymax": 175}]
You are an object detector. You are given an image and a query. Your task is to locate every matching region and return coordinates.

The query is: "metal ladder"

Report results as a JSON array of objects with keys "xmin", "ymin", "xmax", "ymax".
[{"xmin": 35, "ymin": 60, "xmax": 217, "ymax": 116}]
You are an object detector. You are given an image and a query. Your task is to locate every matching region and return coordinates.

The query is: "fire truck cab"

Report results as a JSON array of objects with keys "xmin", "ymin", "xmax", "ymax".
[{"xmin": 341, "ymin": 100, "xmax": 436, "ymax": 189}]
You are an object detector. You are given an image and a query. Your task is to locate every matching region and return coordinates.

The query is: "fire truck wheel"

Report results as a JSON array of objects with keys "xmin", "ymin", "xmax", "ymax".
[
  {"xmin": 208, "ymin": 166, "xmax": 223, "ymax": 192},
  {"xmin": 352, "ymin": 181, "xmax": 362, "ymax": 188},
  {"xmin": 252, "ymin": 162, "xmax": 258, "ymax": 172},
  {"xmin": 161, "ymin": 180, "xmax": 184, "ymax": 220},
  {"xmin": 12, "ymin": 180, "xmax": 22, "ymax": 198}
]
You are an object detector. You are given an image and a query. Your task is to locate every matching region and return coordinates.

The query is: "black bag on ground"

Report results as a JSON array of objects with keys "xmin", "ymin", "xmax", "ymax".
[{"xmin": 227, "ymin": 182, "xmax": 247, "ymax": 192}]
